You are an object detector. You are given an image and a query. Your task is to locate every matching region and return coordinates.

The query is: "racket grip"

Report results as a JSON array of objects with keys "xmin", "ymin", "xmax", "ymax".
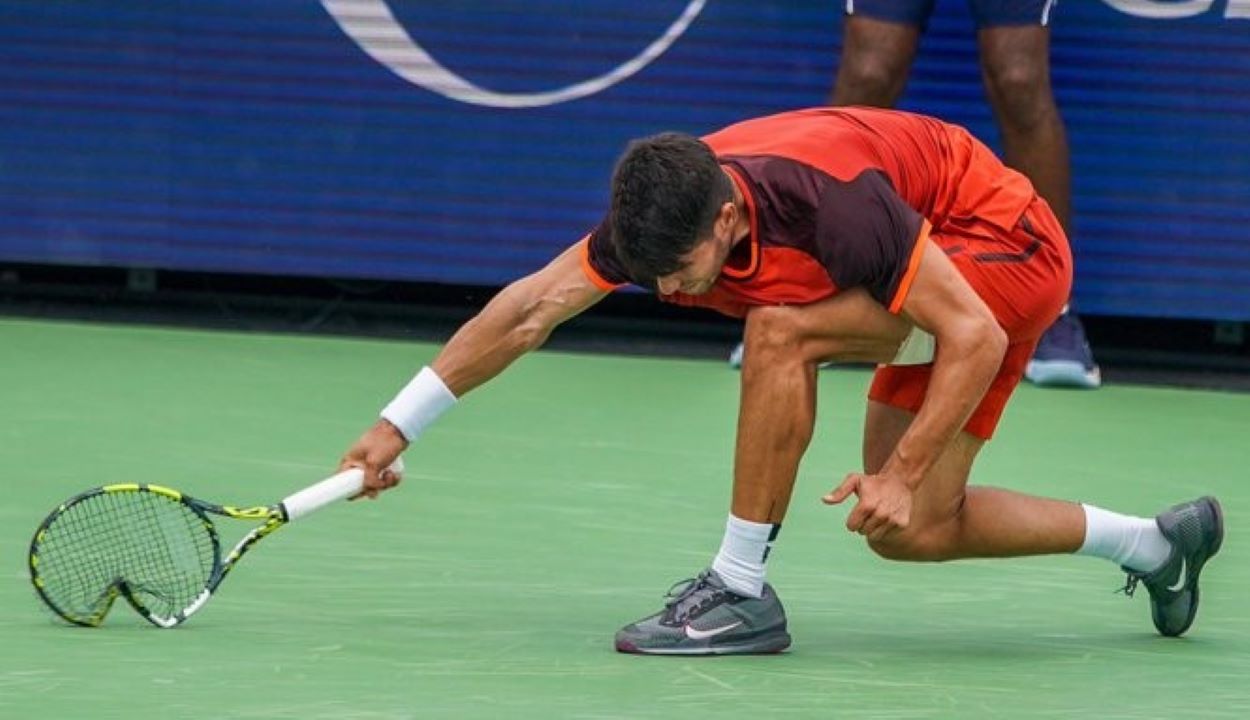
[{"xmin": 281, "ymin": 457, "xmax": 405, "ymax": 521}]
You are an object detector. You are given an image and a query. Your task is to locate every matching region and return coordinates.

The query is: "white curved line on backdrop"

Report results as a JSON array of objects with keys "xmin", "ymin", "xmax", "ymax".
[
  {"xmin": 321, "ymin": 0, "xmax": 706, "ymax": 108},
  {"xmin": 1101, "ymin": 0, "xmax": 1215, "ymax": 19}
]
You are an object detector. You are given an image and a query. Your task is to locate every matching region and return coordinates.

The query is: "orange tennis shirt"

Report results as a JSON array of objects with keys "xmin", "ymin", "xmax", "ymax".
[{"xmin": 581, "ymin": 107, "xmax": 1041, "ymax": 318}]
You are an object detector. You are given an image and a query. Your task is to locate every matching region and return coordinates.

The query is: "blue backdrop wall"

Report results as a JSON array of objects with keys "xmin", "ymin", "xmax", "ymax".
[{"xmin": 1, "ymin": 1, "xmax": 1247, "ymax": 320}]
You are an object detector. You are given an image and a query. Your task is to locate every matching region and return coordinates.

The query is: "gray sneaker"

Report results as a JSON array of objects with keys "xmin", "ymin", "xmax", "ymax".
[
  {"xmin": 1122, "ymin": 496, "xmax": 1224, "ymax": 637},
  {"xmin": 614, "ymin": 569, "xmax": 791, "ymax": 655}
]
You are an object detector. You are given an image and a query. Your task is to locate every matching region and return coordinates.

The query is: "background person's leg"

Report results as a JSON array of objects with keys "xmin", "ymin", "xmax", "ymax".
[
  {"xmin": 978, "ymin": 25, "xmax": 1068, "ymax": 230},
  {"xmin": 978, "ymin": 21, "xmax": 1100, "ymax": 388},
  {"xmin": 832, "ymin": 15, "xmax": 924, "ymax": 106}
]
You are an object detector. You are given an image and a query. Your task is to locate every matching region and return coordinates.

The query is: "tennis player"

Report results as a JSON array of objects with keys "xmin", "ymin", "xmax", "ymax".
[{"xmin": 340, "ymin": 107, "xmax": 1222, "ymax": 655}]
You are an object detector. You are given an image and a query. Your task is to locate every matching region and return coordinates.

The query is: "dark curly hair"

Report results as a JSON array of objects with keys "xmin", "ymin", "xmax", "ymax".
[{"xmin": 609, "ymin": 133, "xmax": 733, "ymax": 290}]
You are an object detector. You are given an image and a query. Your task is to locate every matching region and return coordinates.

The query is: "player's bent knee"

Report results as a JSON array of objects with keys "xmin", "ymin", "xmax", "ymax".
[
  {"xmin": 865, "ymin": 526, "xmax": 953, "ymax": 562},
  {"xmin": 743, "ymin": 307, "xmax": 804, "ymax": 357},
  {"xmin": 744, "ymin": 305, "xmax": 862, "ymax": 365}
]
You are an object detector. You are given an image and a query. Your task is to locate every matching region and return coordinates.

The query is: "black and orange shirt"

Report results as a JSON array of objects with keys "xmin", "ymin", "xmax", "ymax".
[{"xmin": 580, "ymin": 107, "xmax": 1037, "ymax": 318}]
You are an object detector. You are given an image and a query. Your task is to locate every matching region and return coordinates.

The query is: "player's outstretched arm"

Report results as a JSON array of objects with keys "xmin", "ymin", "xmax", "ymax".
[
  {"xmin": 341, "ymin": 241, "xmax": 611, "ymax": 496},
  {"xmin": 430, "ymin": 241, "xmax": 610, "ymax": 396}
]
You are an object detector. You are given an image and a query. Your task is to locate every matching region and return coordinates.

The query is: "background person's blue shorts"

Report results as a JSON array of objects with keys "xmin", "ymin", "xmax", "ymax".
[{"xmin": 845, "ymin": 0, "xmax": 1057, "ymax": 28}]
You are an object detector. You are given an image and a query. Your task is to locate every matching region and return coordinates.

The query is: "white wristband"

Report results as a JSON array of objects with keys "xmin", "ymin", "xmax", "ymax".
[{"xmin": 380, "ymin": 366, "xmax": 457, "ymax": 442}]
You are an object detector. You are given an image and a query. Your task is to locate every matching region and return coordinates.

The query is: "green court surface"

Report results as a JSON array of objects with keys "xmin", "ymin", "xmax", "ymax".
[{"xmin": 2, "ymin": 317, "xmax": 1248, "ymax": 719}]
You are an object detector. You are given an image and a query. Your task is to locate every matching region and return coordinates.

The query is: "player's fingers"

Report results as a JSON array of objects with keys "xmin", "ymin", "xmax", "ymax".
[
  {"xmin": 823, "ymin": 474, "xmax": 860, "ymax": 505},
  {"xmin": 867, "ymin": 523, "xmax": 895, "ymax": 544},
  {"xmin": 859, "ymin": 513, "xmax": 887, "ymax": 538},
  {"xmin": 845, "ymin": 501, "xmax": 872, "ymax": 533},
  {"xmin": 338, "ymin": 453, "xmax": 363, "ymax": 473},
  {"xmin": 378, "ymin": 468, "xmax": 402, "ymax": 489},
  {"xmin": 347, "ymin": 459, "xmax": 381, "ymax": 501}
]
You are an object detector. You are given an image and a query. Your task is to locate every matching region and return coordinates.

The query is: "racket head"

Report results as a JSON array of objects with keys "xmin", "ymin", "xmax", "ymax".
[{"xmin": 29, "ymin": 484, "xmax": 223, "ymax": 627}]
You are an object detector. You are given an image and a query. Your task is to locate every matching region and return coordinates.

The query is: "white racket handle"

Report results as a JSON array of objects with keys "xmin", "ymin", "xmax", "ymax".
[{"xmin": 281, "ymin": 457, "xmax": 405, "ymax": 521}]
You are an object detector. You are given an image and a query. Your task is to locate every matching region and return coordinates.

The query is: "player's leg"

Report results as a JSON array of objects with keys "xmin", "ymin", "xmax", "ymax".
[
  {"xmin": 617, "ymin": 291, "xmax": 912, "ymax": 655},
  {"xmin": 858, "ymin": 397, "xmax": 1087, "ymax": 561},
  {"xmin": 974, "ymin": 2, "xmax": 1100, "ymax": 388},
  {"xmin": 851, "ymin": 361, "xmax": 1222, "ymax": 636},
  {"xmin": 732, "ymin": 289, "xmax": 914, "ymax": 527}
]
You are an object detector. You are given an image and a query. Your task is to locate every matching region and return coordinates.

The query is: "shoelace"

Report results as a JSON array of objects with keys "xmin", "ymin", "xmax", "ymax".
[
  {"xmin": 1117, "ymin": 573, "xmax": 1140, "ymax": 598},
  {"xmin": 663, "ymin": 572, "xmax": 723, "ymax": 623}
]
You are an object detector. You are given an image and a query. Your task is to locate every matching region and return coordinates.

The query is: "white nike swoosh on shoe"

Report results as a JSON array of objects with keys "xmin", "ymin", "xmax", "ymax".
[
  {"xmin": 684, "ymin": 621, "xmax": 743, "ymax": 640},
  {"xmin": 1167, "ymin": 557, "xmax": 1188, "ymax": 592}
]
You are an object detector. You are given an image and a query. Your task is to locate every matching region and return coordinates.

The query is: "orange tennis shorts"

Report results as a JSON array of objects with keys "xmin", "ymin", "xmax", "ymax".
[{"xmin": 868, "ymin": 197, "xmax": 1074, "ymax": 439}]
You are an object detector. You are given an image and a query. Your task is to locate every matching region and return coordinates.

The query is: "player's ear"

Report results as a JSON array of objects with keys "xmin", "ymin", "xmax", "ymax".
[{"xmin": 716, "ymin": 201, "xmax": 736, "ymax": 236}]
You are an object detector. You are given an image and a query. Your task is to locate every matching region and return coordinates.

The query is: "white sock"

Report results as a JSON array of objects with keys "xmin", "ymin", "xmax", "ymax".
[
  {"xmin": 1076, "ymin": 504, "xmax": 1173, "ymax": 573},
  {"xmin": 711, "ymin": 515, "xmax": 778, "ymax": 598}
]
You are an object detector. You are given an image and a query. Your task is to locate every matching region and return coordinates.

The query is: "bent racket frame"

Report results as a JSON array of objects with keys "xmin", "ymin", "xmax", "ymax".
[
  {"xmin": 29, "ymin": 462, "xmax": 395, "ymax": 628},
  {"xmin": 30, "ymin": 483, "xmax": 280, "ymax": 627}
]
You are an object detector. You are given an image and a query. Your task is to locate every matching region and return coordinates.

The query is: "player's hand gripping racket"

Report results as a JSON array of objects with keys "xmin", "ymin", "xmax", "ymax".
[{"xmin": 28, "ymin": 458, "xmax": 403, "ymax": 628}]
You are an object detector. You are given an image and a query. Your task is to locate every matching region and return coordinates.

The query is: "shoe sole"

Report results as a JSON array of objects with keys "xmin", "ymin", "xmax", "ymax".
[
  {"xmin": 615, "ymin": 631, "xmax": 792, "ymax": 656},
  {"xmin": 1192, "ymin": 495, "xmax": 1224, "ymax": 577},
  {"xmin": 1025, "ymin": 360, "xmax": 1101, "ymax": 389},
  {"xmin": 1181, "ymin": 495, "xmax": 1224, "ymax": 574},
  {"xmin": 1207, "ymin": 496, "xmax": 1225, "ymax": 558}
]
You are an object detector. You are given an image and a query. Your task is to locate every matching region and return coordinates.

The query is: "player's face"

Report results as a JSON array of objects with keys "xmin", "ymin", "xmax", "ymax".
[
  {"xmin": 655, "ymin": 203, "xmax": 736, "ymax": 296},
  {"xmin": 656, "ymin": 236, "xmax": 724, "ymax": 296}
]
